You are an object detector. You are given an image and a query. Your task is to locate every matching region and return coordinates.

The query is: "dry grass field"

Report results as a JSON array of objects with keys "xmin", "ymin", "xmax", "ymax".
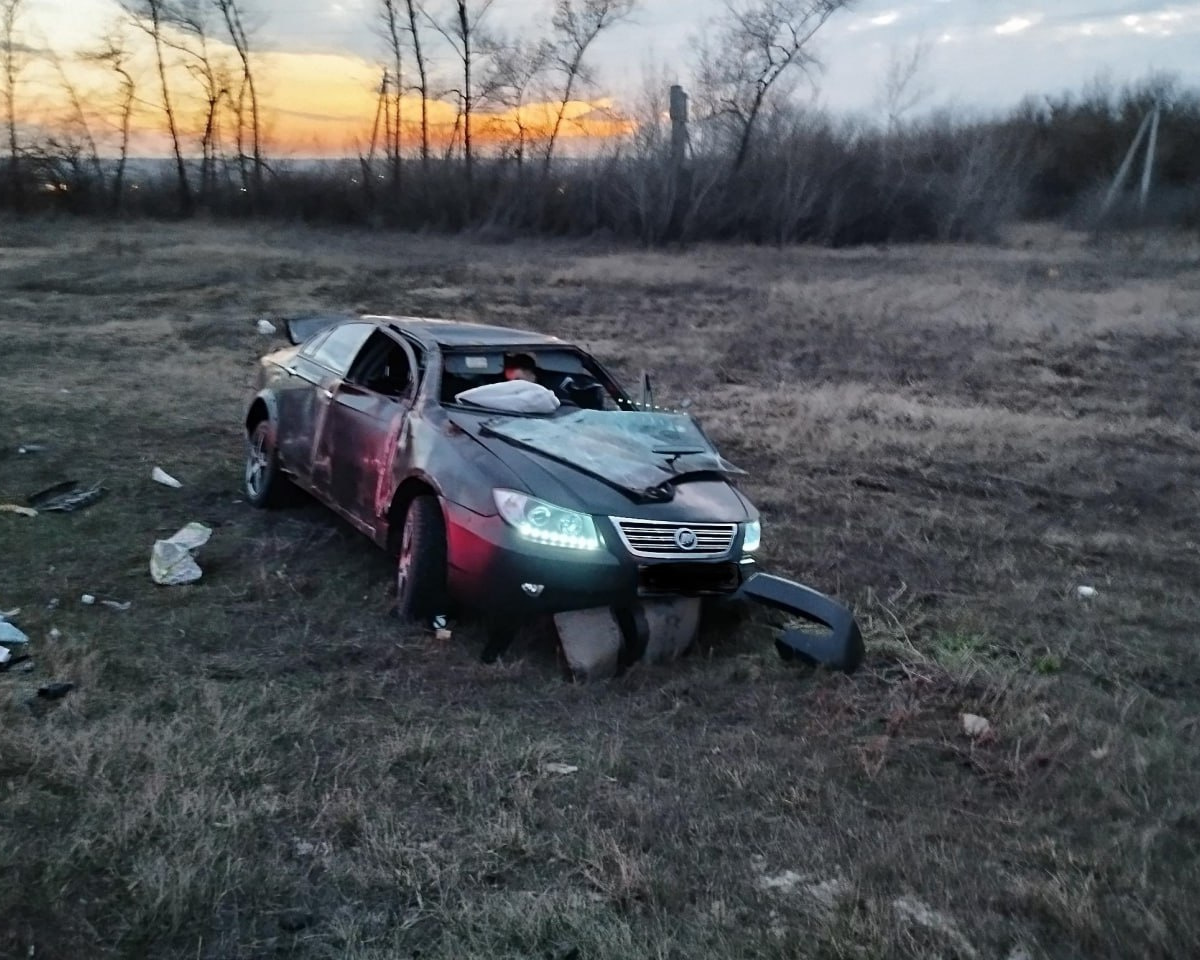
[{"xmin": 3, "ymin": 219, "xmax": 1200, "ymax": 960}]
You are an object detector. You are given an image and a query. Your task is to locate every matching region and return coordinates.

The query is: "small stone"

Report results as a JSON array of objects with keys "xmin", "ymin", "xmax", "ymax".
[{"xmin": 961, "ymin": 713, "xmax": 992, "ymax": 738}]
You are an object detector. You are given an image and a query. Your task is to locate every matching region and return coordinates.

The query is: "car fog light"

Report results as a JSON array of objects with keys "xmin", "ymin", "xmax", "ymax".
[{"xmin": 521, "ymin": 583, "xmax": 545, "ymax": 597}]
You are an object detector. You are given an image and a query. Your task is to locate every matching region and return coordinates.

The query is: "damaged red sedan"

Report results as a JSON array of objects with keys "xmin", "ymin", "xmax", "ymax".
[{"xmin": 243, "ymin": 314, "xmax": 861, "ymax": 678}]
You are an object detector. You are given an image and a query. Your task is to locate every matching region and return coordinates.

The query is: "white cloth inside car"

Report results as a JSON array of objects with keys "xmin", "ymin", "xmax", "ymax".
[{"xmin": 455, "ymin": 379, "xmax": 562, "ymax": 414}]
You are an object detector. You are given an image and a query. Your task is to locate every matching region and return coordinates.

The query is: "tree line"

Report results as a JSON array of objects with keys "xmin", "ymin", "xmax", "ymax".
[{"xmin": 2, "ymin": 0, "xmax": 1198, "ymax": 243}]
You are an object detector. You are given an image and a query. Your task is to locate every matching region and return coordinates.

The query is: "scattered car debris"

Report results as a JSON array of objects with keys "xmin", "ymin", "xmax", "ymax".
[
  {"xmin": 150, "ymin": 522, "xmax": 213, "ymax": 585},
  {"xmin": 27, "ymin": 480, "xmax": 105, "ymax": 513},
  {"xmin": 46, "ymin": 598, "xmax": 60, "ymax": 611},
  {"xmin": 48, "ymin": 627, "xmax": 61, "ymax": 640},
  {"xmin": 81, "ymin": 594, "xmax": 96, "ymax": 605},
  {"xmin": 961, "ymin": 713, "xmax": 992, "ymax": 738},
  {"xmin": 740, "ymin": 573, "xmax": 864, "ymax": 674},
  {"xmin": 256, "ymin": 318, "xmax": 278, "ymax": 335},
  {"xmin": 100, "ymin": 600, "xmax": 132, "ymax": 612},
  {"xmin": 0, "ymin": 503, "xmax": 38, "ymax": 517},
  {"xmin": 0, "ymin": 607, "xmax": 20, "ymax": 621},
  {"xmin": 37, "ymin": 681, "xmax": 74, "ymax": 700},
  {"xmin": 0, "ymin": 621, "xmax": 30, "ymax": 646},
  {"xmin": 151, "ymin": 466, "xmax": 183, "ymax": 488},
  {"xmin": 542, "ymin": 762, "xmax": 579, "ymax": 776},
  {"xmin": 16, "ymin": 443, "xmax": 47, "ymax": 454},
  {"xmin": 0, "ymin": 648, "xmax": 32, "ymax": 672},
  {"xmin": 1076, "ymin": 585, "xmax": 1097, "ymax": 598}
]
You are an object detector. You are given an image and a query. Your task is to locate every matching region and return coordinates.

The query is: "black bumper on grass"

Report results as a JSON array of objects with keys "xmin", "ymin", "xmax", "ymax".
[{"xmin": 739, "ymin": 572, "xmax": 864, "ymax": 674}]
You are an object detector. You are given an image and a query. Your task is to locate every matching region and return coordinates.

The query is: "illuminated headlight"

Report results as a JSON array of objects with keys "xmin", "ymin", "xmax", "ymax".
[
  {"xmin": 743, "ymin": 520, "xmax": 761, "ymax": 553},
  {"xmin": 493, "ymin": 489, "xmax": 601, "ymax": 551}
]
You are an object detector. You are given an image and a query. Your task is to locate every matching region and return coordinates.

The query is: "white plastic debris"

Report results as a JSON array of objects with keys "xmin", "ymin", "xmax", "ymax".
[
  {"xmin": 1076, "ymin": 585, "xmax": 1097, "ymax": 598},
  {"xmin": 150, "ymin": 522, "xmax": 213, "ymax": 585},
  {"xmin": 0, "ymin": 646, "xmax": 10, "ymax": 665},
  {"xmin": 152, "ymin": 466, "xmax": 183, "ymax": 488},
  {"xmin": 0, "ymin": 503, "xmax": 38, "ymax": 517},
  {"xmin": 0, "ymin": 607, "xmax": 19, "ymax": 621},
  {"xmin": 169, "ymin": 522, "xmax": 212, "ymax": 550},
  {"xmin": 961, "ymin": 713, "xmax": 992, "ymax": 738},
  {"xmin": 0, "ymin": 621, "xmax": 30, "ymax": 646},
  {"xmin": 542, "ymin": 762, "xmax": 579, "ymax": 776},
  {"xmin": 81, "ymin": 594, "xmax": 96, "ymax": 605},
  {"xmin": 101, "ymin": 600, "xmax": 132, "ymax": 612},
  {"xmin": 256, "ymin": 319, "xmax": 278, "ymax": 335}
]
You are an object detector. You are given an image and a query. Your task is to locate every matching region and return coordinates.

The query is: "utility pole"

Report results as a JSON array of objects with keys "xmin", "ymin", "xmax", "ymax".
[
  {"xmin": 1098, "ymin": 101, "xmax": 1161, "ymax": 226},
  {"xmin": 666, "ymin": 83, "xmax": 691, "ymax": 241}
]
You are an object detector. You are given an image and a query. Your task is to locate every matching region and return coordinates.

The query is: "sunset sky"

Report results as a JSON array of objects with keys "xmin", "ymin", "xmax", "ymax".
[{"xmin": 11, "ymin": 0, "xmax": 1200, "ymax": 157}]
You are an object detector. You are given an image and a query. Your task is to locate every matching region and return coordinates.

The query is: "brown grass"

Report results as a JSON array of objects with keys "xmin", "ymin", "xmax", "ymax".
[{"xmin": 2, "ymin": 219, "xmax": 1200, "ymax": 959}]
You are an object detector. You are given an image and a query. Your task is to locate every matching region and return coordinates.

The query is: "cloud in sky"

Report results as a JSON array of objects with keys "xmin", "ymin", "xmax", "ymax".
[{"xmin": 13, "ymin": 0, "xmax": 1200, "ymax": 154}]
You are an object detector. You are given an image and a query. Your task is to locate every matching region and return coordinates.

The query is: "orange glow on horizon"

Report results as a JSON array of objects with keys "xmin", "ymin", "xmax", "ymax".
[{"xmin": 15, "ymin": 42, "xmax": 634, "ymax": 159}]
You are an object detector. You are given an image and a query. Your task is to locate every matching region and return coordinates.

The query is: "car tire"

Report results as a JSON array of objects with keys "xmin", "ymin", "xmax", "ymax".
[
  {"xmin": 244, "ymin": 419, "xmax": 287, "ymax": 508},
  {"xmin": 395, "ymin": 495, "xmax": 447, "ymax": 622}
]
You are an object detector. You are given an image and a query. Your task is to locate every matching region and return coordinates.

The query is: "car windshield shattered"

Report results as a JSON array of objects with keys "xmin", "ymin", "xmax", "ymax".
[{"xmin": 480, "ymin": 409, "xmax": 745, "ymax": 498}]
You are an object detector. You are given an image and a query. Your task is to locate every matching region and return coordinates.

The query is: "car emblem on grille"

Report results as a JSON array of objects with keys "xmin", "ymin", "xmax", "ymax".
[{"xmin": 674, "ymin": 528, "xmax": 698, "ymax": 551}]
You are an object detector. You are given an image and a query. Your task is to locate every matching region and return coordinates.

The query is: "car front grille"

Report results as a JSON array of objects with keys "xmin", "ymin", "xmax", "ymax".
[{"xmin": 610, "ymin": 517, "xmax": 738, "ymax": 559}]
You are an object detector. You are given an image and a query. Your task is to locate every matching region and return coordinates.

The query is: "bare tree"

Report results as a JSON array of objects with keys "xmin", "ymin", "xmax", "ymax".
[
  {"xmin": 1, "ymin": 0, "xmax": 24, "ymax": 202},
  {"xmin": 82, "ymin": 26, "xmax": 138, "ymax": 211},
  {"xmin": 481, "ymin": 33, "xmax": 552, "ymax": 167},
  {"xmin": 378, "ymin": 0, "xmax": 404, "ymax": 193},
  {"xmin": 121, "ymin": 0, "xmax": 193, "ymax": 214},
  {"xmin": 695, "ymin": 0, "xmax": 852, "ymax": 172},
  {"xmin": 427, "ymin": 0, "xmax": 495, "ymax": 202},
  {"xmin": 213, "ymin": 0, "xmax": 263, "ymax": 195},
  {"xmin": 403, "ymin": 0, "xmax": 430, "ymax": 167},
  {"xmin": 45, "ymin": 47, "xmax": 106, "ymax": 193},
  {"xmin": 163, "ymin": 3, "xmax": 233, "ymax": 203},
  {"xmin": 543, "ymin": 0, "xmax": 635, "ymax": 173},
  {"xmin": 878, "ymin": 37, "xmax": 931, "ymax": 132}
]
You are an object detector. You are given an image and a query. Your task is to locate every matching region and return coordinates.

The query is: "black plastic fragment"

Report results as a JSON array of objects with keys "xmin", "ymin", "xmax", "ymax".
[
  {"xmin": 740, "ymin": 573, "xmax": 864, "ymax": 674},
  {"xmin": 27, "ymin": 480, "xmax": 105, "ymax": 513}
]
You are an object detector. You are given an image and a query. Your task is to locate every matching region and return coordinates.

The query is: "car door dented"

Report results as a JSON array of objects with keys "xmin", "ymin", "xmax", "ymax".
[{"xmin": 246, "ymin": 314, "xmax": 865, "ymax": 680}]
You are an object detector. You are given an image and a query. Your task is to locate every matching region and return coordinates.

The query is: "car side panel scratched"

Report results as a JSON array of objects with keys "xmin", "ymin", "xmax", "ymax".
[{"xmin": 245, "ymin": 314, "xmax": 863, "ymax": 674}]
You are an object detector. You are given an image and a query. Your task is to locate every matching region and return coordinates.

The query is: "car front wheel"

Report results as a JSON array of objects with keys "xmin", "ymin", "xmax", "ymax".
[
  {"xmin": 396, "ymin": 495, "xmax": 447, "ymax": 622},
  {"xmin": 244, "ymin": 420, "xmax": 286, "ymax": 508}
]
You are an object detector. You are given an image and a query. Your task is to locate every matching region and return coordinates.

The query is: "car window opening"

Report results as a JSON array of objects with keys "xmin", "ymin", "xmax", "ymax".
[
  {"xmin": 347, "ymin": 330, "xmax": 419, "ymax": 398},
  {"xmin": 440, "ymin": 348, "xmax": 621, "ymax": 413}
]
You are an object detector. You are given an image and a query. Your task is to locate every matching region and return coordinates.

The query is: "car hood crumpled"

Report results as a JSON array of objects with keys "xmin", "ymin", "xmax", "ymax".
[{"xmin": 463, "ymin": 408, "xmax": 746, "ymax": 503}]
